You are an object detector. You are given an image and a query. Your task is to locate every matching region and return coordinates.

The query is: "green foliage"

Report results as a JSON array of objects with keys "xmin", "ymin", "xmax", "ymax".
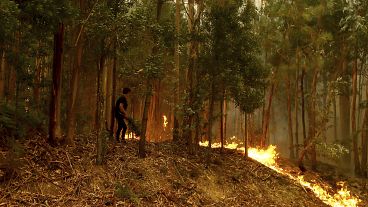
[
  {"xmin": 201, "ymin": 1, "xmax": 268, "ymax": 114},
  {"xmin": 0, "ymin": 0, "xmax": 19, "ymax": 45},
  {"xmin": 316, "ymin": 142, "xmax": 349, "ymax": 161},
  {"xmin": 0, "ymin": 102, "xmax": 45, "ymax": 142}
]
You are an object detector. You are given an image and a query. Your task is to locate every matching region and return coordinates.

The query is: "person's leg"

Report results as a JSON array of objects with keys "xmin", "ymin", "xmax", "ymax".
[
  {"xmin": 116, "ymin": 118, "xmax": 123, "ymax": 142},
  {"xmin": 121, "ymin": 120, "xmax": 127, "ymax": 142}
]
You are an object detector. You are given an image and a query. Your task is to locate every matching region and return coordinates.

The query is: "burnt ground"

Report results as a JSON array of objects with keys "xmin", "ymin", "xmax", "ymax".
[{"xmin": 0, "ymin": 134, "xmax": 366, "ymax": 206}]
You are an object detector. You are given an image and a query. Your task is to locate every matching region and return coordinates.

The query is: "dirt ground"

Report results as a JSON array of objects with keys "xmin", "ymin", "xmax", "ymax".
[{"xmin": 0, "ymin": 134, "xmax": 366, "ymax": 206}]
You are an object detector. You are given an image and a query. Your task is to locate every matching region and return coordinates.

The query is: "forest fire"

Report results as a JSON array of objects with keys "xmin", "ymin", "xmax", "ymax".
[
  {"xmin": 163, "ymin": 115, "xmax": 168, "ymax": 130},
  {"xmin": 199, "ymin": 141, "xmax": 361, "ymax": 207}
]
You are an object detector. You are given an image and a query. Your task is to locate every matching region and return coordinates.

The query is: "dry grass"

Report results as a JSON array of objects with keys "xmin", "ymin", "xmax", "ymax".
[{"xmin": 0, "ymin": 134, "xmax": 363, "ymax": 206}]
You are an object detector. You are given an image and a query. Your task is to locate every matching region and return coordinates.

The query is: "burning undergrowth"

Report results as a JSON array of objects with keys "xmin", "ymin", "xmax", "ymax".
[
  {"xmin": 200, "ymin": 141, "xmax": 367, "ymax": 207},
  {"xmin": 0, "ymin": 134, "xmax": 366, "ymax": 206}
]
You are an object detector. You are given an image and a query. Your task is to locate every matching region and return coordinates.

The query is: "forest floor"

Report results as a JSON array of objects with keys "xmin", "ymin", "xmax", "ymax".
[{"xmin": 0, "ymin": 134, "xmax": 367, "ymax": 207}]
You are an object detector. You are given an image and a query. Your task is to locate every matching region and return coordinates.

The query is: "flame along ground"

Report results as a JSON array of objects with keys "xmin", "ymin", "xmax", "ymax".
[{"xmin": 199, "ymin": 141, "xmax": 361, "ymax": 207}]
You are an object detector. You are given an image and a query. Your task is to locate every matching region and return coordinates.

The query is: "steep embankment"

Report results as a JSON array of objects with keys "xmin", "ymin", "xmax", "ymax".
[{"xmin": 0, "ymin": 135, "xmax": 358, "ymax": 206}]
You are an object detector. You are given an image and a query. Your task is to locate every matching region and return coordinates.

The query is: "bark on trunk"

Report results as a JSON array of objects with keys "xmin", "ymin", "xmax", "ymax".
[
  {"xmin": 0, "ymin": 50, "xmax": 5, "ymax": 99},
  {"xmin": 96, "ymin": 53, "xmax": 106, "ymax": 165},
  {"xmin": 208, "ymin": 81, "xmax": 215, "ymax": 149},
  {"xmin": 66, "ymin": 27, "xmax": 84, "ymax": 145},
  {"xmin": 362, "ymin": 101, "xmax": 368, "ymax": 178},
  {"xmin": 352, "ymin": 56, "xmax": 361, "ymax": 175},
  {"xmin": 339, "ymin": 54, "xmax": 351, "ymax": 166},
  {"xmin": 244, "ymin": 113, "xmax": 248, "ymax": 158},
  {"xmin": 299, "ymin": 69, "xmax": 318, "ymax": 171},
  {"xmin": 173, "ymin": 0, "xmax": 181, "ymax": 142},
  {"xmin": 295, "ymin": 69, "xmax": 299, "ymax": 157},
  {"xmin": 139, "ymin": 81, "xmax": 152, "ymax": 158},
  {"xmin": 301, "ymin": 68, "xmax": 307, "ymax": 148},
  {"xmin": 110, "ymin": 45, "xmax": 117, "ymax": 135},
  {"xmin": 220, "ymin": 89, "xmax": 224, "ymax": 153},
  {"xmin": 263, "ymin": 81, "xmax": 275, "ymax": 147},
  {"xmin": 287, "ymin": 77, "xmax": 294, "ymax": 159},
  {"xmin": 33, "ymin": 56, "xmax": 42, "ymax": 108},
  {"xmin": 48, "ymin": 23, "xmax": 65, "ymax": 145}
]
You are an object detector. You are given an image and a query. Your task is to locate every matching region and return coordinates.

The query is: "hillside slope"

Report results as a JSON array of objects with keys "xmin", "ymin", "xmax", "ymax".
[{"xmin": 0, "ymin": 135, "xmax": 339, "ymax": 206}]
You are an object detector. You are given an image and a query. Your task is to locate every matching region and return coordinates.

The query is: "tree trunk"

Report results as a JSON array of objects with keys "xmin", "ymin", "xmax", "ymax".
[
  {"xmin": 333, "ymin": 92, "xmax": 338, "ymax": 142},
  {"xmin": 361, "ymin": 96, "xmax": 368, "ymax": 178},
  {"xmin": 287, "ymin": 77, "xmax": 294, "ymax": 159},
  {"xmin": 95, "ymin": 54, "xmax": 105, "ymax": 130},
  {"xmin": 220, "ymin": 88, "xmax": 224, "ymax": 152},
  {"xmin": 33, "ymin": 56, "xmax": 42, "ymax": 108},
  {"xmin": 339, "ymin": 52, "xmax": 351, "ymax": 166},
  {"xmin": 66, "ymin": 26, "xmax": 84, "ymax": 145},
  {"xmin": 352, "ymin": 56, "xmax": 361, "ymax": 175},
  {"xmin": 173, "ymin": 0, "xmax": 181, "ymax": 142},
  {"xmin": 96, "ymin": 53, "xmax": 106, "ymax": 165},
  {"xmin": 361, "ymin": 59, "xmax": 367, "ymax": 178},
  {"xmin": 301, "ymin": 68, "xmax": 307, "ymax": 148},
  {"xmin": 139, "ymin": 0, "xmax": 163, "ymax": 156},
  {"xmin": 309, "ymin": 70, "xmax": 318, "ymax": 170},
  {"xmin": 0, "ymin": 50, "xmax": 5, "ymax": 99},
  {"xmin": 263, "ymin": 80, "xmax": 275, "ymax": 147},
  {"xmin": 224, "ymin": 99, "xmax": 227, "ymax": 140},
  {"xmin": 139, "ymin": 81, "xmax": 152, "ymax": 158},
  {"xmin": 110, "ymin": 43, "xmax": 117, "ymax": 135},
  {"xmin": 295, "ymin": 69, "xmax": 299, "ymax": 158},
  {"xmin": 244, "ymin": 113, "xmax": 248, "ymax": 158},
  {"xmin": 48, "ymin": 23, "xmax": 65, "ymax": 145},
  {"xmin": 299, "ymin": 68, "xmax": 318, "ymax": 171},
  {"xmin": 208, "ymin": 81, "xmax": 215, "ymax": 149}
]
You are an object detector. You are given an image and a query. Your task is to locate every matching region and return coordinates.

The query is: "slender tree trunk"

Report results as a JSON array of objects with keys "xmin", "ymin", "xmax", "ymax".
[
  {"xmin": 66, "ymin": 26, "xmax": 84, "ymax": 145},
  {"xmin": 352, "ymin": 56, "xmax": 361, "ymax": 175},
  {"xmin": 95, "ymin": 54, "xmax": 105, "ymax": 130},
  {"xmin": 309, "ymin": 70, "xmax": 318, "ymax": 170},
  {"xmin": 96, "ymin": 53, "xmax": 106, "ymax": 165},
  {"xmin": 139, "ymin": 0, "xmax": 163, "ymax": 156},
  {"xmin": 173, "ymin": 0, "xmax": 181, "ymax": 142},
  {"xmin": 295, "ymin": 69, "xmax": 299, "ymax": 157},
  {"xmin": 334, "ymin": 92, "xmax": 338, "ymax": 142},
  {"xmin": 0, "ymin": 50, "xmax": 5, "ymax": 99},
  {"xmin": 208, "ymin": 81, "xmax": 215, "ymax": 149},
  {"xmin": 33, "ymin": 55, "xmax": 42, "ymax": 108},
  {"xmin": 49, "ymin": 23, "xmax": 65, "ymax": 145},
  {"xmin": 263, "ymin": 80, "xmax": 275, "ymax": 147},
  {"xmin": 301, "ymin": 68, "xmax": 307, "ymax": 148},
  {"xmin": 139, "ymin": 81, "xmax": 152, "ymax": 158},
  {"xmin": 244, "ymin": 113, "xmax": 248, "ymax": 158},
  {"xmin": 224, "ymin": 99, "xmax": 227, "ymax": 140},
  {"xmin": 339, "ymin": 53, "xmax": 351, "ymax": 166},
  {"xmin": 220, "ymin": 88, "xmax": 224, "ymax": 152},
  {"xmin": 298, "ymin": 68, "xmax": 318, "ymax": 171},
  {"xmin": 287, "ymin": 77, "xmax": 294, "ymax": 159},
  {"xmin": 105, "ymin": 60, "xmax": 113, "ymax": 131},
  {"xmin": 360, "ymin": 59, "xmax": 367, "ymax": 178},
  {"xmin": 110, "ymin": 43, "xmax": 117, "ymax": 135},
  {"xmin": 361, "ymin": 95, "xmax": 368, "ymax": 178}
]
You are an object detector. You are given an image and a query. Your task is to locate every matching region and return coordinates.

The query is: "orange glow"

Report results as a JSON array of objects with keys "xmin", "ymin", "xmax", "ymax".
[
  {"xmin": 199, "ymin": 141, "xmax": 361, "ymax": 207},
  {"xmin": 163, "ymin": 115, "xmax": 168, "ymax": 130}
]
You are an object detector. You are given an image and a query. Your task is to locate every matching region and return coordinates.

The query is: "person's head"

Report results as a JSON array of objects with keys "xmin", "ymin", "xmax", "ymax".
[{"xmin": 122, "ymin": 87, "xmax": 131, "ymax": 95}]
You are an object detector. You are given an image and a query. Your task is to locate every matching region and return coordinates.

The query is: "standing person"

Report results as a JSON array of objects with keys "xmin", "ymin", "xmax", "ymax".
[{"xmin": 115, "ymin": 87, "xmax": 131, "ymax": 142}]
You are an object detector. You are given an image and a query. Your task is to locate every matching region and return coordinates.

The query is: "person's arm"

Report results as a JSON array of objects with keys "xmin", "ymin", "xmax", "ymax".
[{"xmin": 119, "ymin": 103, "xmax": 127, "ymax": 117}]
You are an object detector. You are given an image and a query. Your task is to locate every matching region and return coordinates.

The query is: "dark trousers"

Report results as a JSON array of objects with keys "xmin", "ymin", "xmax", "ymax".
[{"xmin": 116, "ymin": 117, "xmax": 127, "ymax": 142}]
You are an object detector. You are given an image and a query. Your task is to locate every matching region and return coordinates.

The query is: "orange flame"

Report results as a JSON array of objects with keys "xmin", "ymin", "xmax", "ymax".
[
  {"xmin": 199, "ymin": 141, "xmax": 361, "ymax": 207},
  {"xmin": 163, "ymin": 115, "xmax": 168, "ymax": 130}
]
